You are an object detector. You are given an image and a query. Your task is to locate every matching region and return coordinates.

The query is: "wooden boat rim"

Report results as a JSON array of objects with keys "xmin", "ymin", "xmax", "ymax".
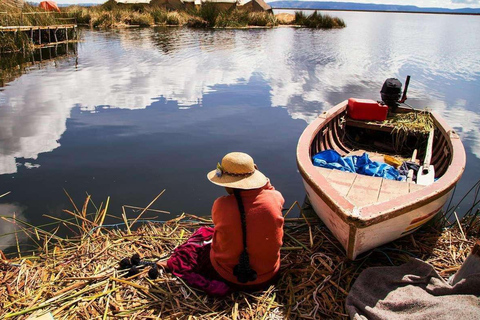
[{"xmin": 297, "ymin": 100, "xmax": 466, "ymax": 228}]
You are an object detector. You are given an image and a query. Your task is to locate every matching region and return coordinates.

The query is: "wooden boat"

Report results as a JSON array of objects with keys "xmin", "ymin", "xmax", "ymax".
[{"xmin": 297, "ymin": 100, "xmax": 466, "ymax": 259}]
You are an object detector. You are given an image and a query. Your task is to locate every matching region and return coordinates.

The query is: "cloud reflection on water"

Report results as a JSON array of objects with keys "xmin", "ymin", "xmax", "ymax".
[
  {"xmin": 0, "ymin": 203, "xmax": 26, "ymax": 249},
  {"xmin": 0, "ymin": 12, "xmax": 480, "ymax": 176}
]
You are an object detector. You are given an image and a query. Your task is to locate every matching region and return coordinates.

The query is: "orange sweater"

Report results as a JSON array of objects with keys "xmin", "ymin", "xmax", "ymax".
[{"xmin": 210, "ymin": 181, "xmax": 285, "ymax": 285}]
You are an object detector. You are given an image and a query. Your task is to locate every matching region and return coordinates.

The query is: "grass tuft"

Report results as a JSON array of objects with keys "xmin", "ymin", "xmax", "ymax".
[
  {"xmin": 248, "ymin": 12, "xmax": 277, "ymax": 27},
  {"xmin": 295, "ymin": 10, "xmax": 346, "ymax": 28},
  {"xmin": 196, "ymin": 2, "xmax": 220, "ymax": 27},
  {"xmin": 216, "ymin": 9, "xmax": 249, "ymax": 28}
]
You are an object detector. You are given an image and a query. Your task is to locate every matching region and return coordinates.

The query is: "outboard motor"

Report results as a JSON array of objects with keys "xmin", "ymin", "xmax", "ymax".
[{"xmin": 380, "ymin": 78, "xmax": 402, "ymax": 111}]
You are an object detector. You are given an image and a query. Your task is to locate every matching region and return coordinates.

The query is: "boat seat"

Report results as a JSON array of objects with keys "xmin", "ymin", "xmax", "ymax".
[
  {"xmin": 315, "ymin": 167, "xmax": 426, "ymax": 210},
  {"xmin": 346, "ymin": 149, "xmax": 385, "ymax": 163}
]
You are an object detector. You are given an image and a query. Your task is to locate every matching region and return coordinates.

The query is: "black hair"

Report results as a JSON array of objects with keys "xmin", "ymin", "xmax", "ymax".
[{"xmin": 232, "ymin": 189, "xmax": 257, "ymax": 283}]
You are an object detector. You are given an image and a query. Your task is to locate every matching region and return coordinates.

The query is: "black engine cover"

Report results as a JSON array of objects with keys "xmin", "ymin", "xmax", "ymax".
[{"xmin": 380, "ymin": 78, "xmax": 402, "ymax": 107}]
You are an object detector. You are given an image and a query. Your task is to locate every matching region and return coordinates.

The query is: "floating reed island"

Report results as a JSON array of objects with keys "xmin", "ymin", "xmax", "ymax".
[
  {"xmin": 1, "ymin": 189, "xmax": 478, "ymax": 319},
  {"xmin": 64, "ymin": 2, "xmax": 345, "ymax": 29}
]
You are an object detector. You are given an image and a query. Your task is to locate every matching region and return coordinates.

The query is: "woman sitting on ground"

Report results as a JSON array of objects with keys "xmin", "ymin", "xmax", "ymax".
[{"xmin": 158, "ymin": 152, "xmax": 285, "ymax": 295}]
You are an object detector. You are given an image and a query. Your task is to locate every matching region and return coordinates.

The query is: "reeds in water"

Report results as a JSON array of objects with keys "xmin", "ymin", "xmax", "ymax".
[
  {"xmin": 0, "ymin": 192, "xmax": 477, "ymax": 319},
  {"xmin": 0, "ymin": 31, "xmax": 32, "ymax": 53},
  {"xmin": 294, "ymin": 11, "xmax": 346, "ymax": 29},
  {"xmin": 214, "ymin": 10, "xmax": 277, "ymax": 28}
]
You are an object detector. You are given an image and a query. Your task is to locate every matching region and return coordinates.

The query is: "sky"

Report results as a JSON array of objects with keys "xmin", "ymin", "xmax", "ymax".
[{"xmin": 36, "ymin": 0, "xmax": 480, "ymax": 9}]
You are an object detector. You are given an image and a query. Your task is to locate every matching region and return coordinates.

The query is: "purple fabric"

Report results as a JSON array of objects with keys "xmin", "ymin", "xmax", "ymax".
[{"xmin": 167, "ymin": 227, "xmax": 229, "ymax": 296}]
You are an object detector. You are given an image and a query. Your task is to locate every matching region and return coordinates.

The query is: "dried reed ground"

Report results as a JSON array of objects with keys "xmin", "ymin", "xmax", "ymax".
[{"xmin": 0, "ymin": 195, "xmax": 477, "ymax": 319}]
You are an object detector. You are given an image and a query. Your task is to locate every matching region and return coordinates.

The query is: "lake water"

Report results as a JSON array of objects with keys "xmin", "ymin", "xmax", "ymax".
[{"xmin": 1, "ymin": 11, "xmax": 479, "ymax": 249}]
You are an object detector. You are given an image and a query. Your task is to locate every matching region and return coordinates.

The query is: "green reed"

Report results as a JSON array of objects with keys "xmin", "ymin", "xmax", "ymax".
[{"xmin": 294, "ymin": 10, "xmax": 346, "ymax": 28}]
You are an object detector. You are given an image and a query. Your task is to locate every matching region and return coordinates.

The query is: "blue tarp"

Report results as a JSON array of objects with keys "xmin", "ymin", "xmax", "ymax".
[{"xmin": 312, "ymin": 150, "xmax": 404, "ymax": 181}]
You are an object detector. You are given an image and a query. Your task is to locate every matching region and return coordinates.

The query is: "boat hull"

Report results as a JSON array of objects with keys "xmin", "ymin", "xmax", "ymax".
[
  {"xmin": 297, "ymin": 100, "xmax": 466, "ymax": 259},
  {"xmin": 303, "ymin": 177, "xmax": 452, "ymax": 259}
]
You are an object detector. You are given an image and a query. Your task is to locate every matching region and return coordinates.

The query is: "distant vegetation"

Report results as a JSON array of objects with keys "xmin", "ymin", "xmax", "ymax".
[
  {"xmin": 1, "ymin": 0, "xmax": 346, "ymax": 30},
  {"xmin": 64, "ymin": 2, "xmax": 344, "ymax": 29},
  {"xmin": 0, "ymin": 1, "xmax": 346, "ymax": 52},
  {"xmin": 64, "ymin": 2, "xmax": 278, "ymax": 28},
  {"xmin": 294, "ymin": 11, "xmax": 345, "ymax": 28}
]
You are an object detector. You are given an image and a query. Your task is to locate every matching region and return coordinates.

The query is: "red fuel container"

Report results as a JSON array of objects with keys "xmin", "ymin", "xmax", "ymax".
[{"xmin": 347, "ymin": 98, "xmax": 388, "ymax": 121}]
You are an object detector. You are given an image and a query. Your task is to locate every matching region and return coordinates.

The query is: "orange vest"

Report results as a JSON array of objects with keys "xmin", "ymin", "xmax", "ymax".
[{"xmin": 210, "ymin": 182, "xmax": 285, "ymax": 285}]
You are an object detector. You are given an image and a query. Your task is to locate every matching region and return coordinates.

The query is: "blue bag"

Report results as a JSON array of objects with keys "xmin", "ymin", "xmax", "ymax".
[{"xmin": 312, "ymin": 150, "xmax": 404, "ymax": 181}]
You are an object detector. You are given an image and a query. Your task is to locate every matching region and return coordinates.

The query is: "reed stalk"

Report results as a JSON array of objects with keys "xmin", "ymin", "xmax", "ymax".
[{"xmin": 0, "ymin": 191, "xmax": 477, "ymax": 319}]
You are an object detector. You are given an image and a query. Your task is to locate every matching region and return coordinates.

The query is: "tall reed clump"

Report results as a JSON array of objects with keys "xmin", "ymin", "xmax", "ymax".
[
  {"xmin": 64, "ymin": 3, "xmax": 188, "ymax": 28},
  {"xmin": 294, "ymin": 11, "xmax": 346, "ymax": 29},
  {"xmin": 192, "ymin": 2, "xmax": 219, "ymax": 27},
  {"xmin": 64, "ymin": 5, "xmax": 92, "ymax": 25},
  {"xmin": 189, "ymin": 5, "xmax": 278, "ymax": 28},
  {"xmin": 126, "ymin": 10, "xmax": 155, "ymax": 26},
  {"xmin": 151, "ymin": 10, "xmax": 187, "ymax": 26},
  {"xmin": 86, "ymin": 8, "xmax": 154, "ymax": 28},
  {"xmin": 0, "ymin": 3, "xmax": 63, "ymax": 27},
  {"xmin": 215, "ymin": 9, "xmax": 249, "ymax": 28},
  {"xmin": 247, "ymin": 12, "xmax": 277, "ymax": 27},
  {"xmin": 60, "ymin": 2, "xmax": 280, "ymax": 29}
]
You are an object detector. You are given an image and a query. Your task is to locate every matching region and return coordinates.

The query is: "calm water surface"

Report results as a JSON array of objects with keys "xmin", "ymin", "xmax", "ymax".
[{"xmin": 1, "ymin": 11, "xmax": 479, "ymax": 248}]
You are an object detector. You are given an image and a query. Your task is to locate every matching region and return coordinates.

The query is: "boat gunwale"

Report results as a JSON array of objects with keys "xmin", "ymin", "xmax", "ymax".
[{"xmin": 297, "ymin": 100, "xmax": 466, "ymax": 228}]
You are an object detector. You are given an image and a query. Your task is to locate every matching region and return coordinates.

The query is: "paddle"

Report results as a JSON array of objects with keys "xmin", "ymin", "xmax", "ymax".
[{"xmin": 417, "ymin": 129, "xmax": 435, "ymax": 185}]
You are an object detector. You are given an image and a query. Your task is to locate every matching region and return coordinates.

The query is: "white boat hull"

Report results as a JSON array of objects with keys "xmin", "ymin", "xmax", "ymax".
[{"xmin": 303, "ymin": 176, "xmax": 452, "ymax": 259}]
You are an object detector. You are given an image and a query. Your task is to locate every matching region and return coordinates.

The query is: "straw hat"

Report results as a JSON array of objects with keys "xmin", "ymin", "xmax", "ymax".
[{"xmin": 207, "ymin": 152, "xmax": 268, "ymax": 190}]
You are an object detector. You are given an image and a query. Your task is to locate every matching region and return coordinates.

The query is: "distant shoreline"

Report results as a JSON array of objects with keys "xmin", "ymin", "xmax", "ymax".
[{"xmin": 272, "ymin": 7, "xmax": 480, "ymax": 16}]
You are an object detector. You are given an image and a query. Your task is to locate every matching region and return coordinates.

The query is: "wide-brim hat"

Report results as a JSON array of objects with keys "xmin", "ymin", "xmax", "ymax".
[{"xmin": 207, "ymin": 152, "xmax": 268, "ymax": 190}]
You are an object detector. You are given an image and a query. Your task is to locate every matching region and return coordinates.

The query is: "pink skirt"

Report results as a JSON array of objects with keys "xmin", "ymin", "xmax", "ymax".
[
  {"xmin": 167, "ymin": 227, "xmax": 229, "ymax": 296},
  {"xmin": 167, "ymin": 227, "xmax": 278, "ymax": 295}
]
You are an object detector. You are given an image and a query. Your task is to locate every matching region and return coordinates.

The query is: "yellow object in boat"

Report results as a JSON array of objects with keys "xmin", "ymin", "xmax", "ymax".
[{"xmin": 384, "ymin": 155, "xmax": 402, "ymax": 168}]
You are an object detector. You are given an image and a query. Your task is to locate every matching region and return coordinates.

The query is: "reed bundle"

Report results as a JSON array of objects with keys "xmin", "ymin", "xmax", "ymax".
[
  {"xmin": 383, "ymin": 110, "xmax": 434, "ymax": 134},
  {"xmin": 377, "ymin": 110, "xmax": 434, "ymax": 153},
  {"xmin": 0, "ymin": 194, "xmax": 477, "ymax": 319}
]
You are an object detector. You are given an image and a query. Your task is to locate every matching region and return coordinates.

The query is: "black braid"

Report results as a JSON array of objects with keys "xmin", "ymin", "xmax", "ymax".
[
  {"xmin": 234, "ymin": 189, "xmax": 248, "ymax": 250},
  {"xmin": 233, "ymin": 189, "xmax": 257, "ymax": 283}
]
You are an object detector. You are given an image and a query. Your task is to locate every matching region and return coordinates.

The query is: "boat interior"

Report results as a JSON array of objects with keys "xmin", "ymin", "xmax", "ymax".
[{"xmin": 309, "ymin": 107, "xmax": 454, "ymax": 208}]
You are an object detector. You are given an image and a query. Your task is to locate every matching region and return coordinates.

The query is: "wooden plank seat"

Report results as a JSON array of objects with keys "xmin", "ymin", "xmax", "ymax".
[
  {"xmin": 345, "ymin": 118, "xmax": 395, "ymax": 133},
  {"xmin": 315, "ymin": 166, "xmax": 426, "ymax": 209}
]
